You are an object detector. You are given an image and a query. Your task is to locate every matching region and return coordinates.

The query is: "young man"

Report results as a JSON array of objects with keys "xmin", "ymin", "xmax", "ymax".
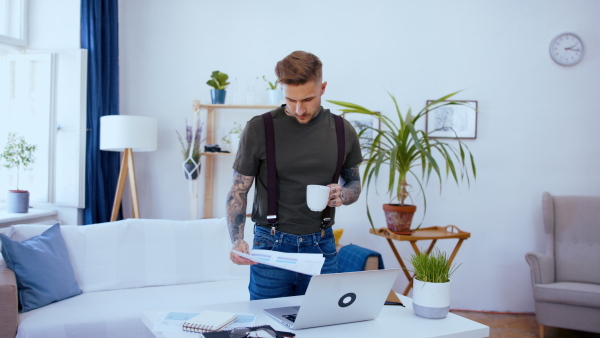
[{"xmin": 226, "ymin": 51, "xmax": 363, "ymax": 300}]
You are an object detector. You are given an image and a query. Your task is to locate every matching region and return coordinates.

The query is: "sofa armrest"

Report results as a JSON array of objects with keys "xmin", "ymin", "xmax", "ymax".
[
  {"xmin": 525, "ymin": 251, "xmax": 555, "ymax": 285},
  {"xmin": 0, "ymin": 262, "xmax": 18, "ymax": 338}
]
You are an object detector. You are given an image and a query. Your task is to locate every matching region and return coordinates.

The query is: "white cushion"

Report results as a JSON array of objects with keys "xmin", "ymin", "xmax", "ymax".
[{"xmin": 17, "ymin": 279, "xmax": 250, "ymax": 338}]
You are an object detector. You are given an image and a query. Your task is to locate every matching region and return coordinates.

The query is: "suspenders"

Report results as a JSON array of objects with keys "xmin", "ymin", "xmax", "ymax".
[{"xmin": 262, "ymin": 111, "xmax": 345, "ymax": 236}]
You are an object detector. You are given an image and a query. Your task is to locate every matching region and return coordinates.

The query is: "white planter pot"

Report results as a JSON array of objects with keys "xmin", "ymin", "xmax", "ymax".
[
  {"xmin": 229, "ymin": 134, "xmax": 240, "ymax": 153},
  {"xmin": 412, "ymin": 278, "xmax": 451, "ymax": 319},
  {"xmin": 268, "ymin": 89, "xmax": 284, "ymax": 105}
]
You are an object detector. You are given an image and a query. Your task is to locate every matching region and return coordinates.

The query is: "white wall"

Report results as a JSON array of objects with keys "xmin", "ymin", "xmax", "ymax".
[{"xmin": 119, "ymin": 0, "xmax": 600, "ymax": 312}]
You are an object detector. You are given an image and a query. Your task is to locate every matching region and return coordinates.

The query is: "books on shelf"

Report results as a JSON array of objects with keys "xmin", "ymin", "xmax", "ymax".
[{"xmin": 182, "ymin": 310, "xmax": 238, "ymax": 333}]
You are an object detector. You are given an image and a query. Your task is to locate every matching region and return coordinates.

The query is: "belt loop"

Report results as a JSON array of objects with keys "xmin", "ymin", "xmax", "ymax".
[{"xmin": 276, "ymin": 231, "xmax": 282, "ymax": 243}]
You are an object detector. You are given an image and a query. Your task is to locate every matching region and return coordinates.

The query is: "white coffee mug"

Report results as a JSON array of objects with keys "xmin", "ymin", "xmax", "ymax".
[{"xmin": 306, "ymin": 185, "xmax": 330, "ymax": 212}]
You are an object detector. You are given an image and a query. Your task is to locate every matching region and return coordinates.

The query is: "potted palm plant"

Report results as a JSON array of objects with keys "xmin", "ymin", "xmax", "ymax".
[
  {"xmin": 206, "ymin": 70, "xmax": 230, "ymax": 104},
  {"xmin": 328, "ymin": 91, "xmax": 476, "ymax": 233},
  {"xmin": 176, "ymin": 119, "xmax": 203, "ymax": 180},
  {"xmin": 407, "ymin": 248, "xmax": 460, "ymax": 319},
  {"xmin": 1, "ymin": 133, "xmax": 37, "ymax": 213}
]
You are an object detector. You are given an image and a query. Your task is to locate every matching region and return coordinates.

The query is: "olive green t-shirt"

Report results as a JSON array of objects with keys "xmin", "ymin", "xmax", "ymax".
[{"xmin": 233, "ymin": 105, "xmax": 363, "ymax": 235}]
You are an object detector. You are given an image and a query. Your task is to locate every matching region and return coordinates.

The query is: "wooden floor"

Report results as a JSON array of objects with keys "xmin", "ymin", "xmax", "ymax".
[{"xmin": 450, "ymin": 310, "xmax": 600, "ymax": 337}]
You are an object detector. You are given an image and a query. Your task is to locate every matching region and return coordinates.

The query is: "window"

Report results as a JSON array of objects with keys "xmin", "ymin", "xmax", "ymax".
[
  {"xmin": 0, "ymin": 0, "xmax": 27, "ymax": 47},
  {"xmin": 0, "ymin": 51, "xmax": 87, "ymax": 208}
]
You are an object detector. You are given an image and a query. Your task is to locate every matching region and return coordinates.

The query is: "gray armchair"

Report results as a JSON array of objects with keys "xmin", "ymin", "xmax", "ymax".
[{"xmin": 525, "ymin": 192, "xmax": 600, "ymax": 337}]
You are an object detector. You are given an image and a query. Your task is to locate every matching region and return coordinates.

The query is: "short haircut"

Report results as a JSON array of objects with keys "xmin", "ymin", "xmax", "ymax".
[{"xmin": 275, "ymin": 51, "xmax": 323, "ymax": 85}]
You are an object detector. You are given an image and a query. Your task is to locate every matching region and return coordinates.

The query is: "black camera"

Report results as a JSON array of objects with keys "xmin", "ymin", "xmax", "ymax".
[{"xmin": 204, "ymin": 144, "xmax": 222, "ymax": 152}]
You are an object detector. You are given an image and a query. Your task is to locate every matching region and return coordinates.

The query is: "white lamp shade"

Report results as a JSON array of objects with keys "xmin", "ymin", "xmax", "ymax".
[{"xmin": 100, "ymin": 115, "xmax": 158, "ymax": 152}]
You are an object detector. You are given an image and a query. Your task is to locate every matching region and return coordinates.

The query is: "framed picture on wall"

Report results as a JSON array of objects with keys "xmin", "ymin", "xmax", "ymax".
[
  {"xmin": 341, "ymin": 112, "xmax": 381, "ymax": 160},
  {"xmin": 425, "ymin": 100, "xmax": 478, "ymax": 139}
]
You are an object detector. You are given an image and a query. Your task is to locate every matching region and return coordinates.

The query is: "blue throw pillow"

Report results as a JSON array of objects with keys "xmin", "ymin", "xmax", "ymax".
[{"xmin": 0, "ymin": 223, "xmax": 82, "ymax": 312}]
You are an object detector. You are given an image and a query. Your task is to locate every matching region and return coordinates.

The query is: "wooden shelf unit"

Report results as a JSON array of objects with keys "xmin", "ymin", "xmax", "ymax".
[{"xmin": 192, "ymin": 101, "xmax": 279, "ymax": 219}]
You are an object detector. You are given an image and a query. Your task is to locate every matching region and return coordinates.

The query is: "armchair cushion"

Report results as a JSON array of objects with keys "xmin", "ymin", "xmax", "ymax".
[
  {"xmin": 533, "ymin": 282, "xmax": 600, "ymax": 308},
  {"xmin": 0, "ymin": 224, "xmax": 82, "ymax": 312},
  {"xmin": 553, "ymin": 195, "xmax": 600, "ymax": 284}
]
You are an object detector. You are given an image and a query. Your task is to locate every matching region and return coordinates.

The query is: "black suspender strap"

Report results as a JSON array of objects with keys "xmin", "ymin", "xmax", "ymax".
[
  {"xmin": 262, "ymin": 112, "xmax": 278, "ymax": 235},
  {"xmin": 320, "ymin": 114, "xmax": 345, "ymax": 236},
  {"xmin": 262, "ymin": 112, "xmax": 345, "ymax": 236}
]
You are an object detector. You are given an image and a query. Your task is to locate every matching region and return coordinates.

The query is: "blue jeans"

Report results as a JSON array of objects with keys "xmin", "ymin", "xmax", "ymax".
[{"xmin": 249, "ymin": 225, "xmax": 338, "ymax": 300}]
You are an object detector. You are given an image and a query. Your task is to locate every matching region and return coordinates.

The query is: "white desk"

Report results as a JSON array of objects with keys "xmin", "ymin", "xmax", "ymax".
[{"xmin": 142, "ymin": 294, "xmax": 489, "ymax": 338}]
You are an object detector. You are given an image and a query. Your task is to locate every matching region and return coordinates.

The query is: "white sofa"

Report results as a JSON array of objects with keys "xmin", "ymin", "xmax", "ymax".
[{"xmin": 0, "ymin": 217, "xmax": 255, "ymax": 338}]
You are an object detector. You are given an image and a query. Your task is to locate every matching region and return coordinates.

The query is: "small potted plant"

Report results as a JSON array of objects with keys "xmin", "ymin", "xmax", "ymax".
[
  {"xmin": 206, "ymin": 70, "xmax": 230, "ymax": 104},
  {"xmin": 0, "ymin": 133, "xmax": 37, "ymax": 213},
  {"xmin": 176, "ymin": 119, "xmax": 203, "ymax": 180},
  {"xmin": 263, "ymin": 75, "xmax": 283, "ymax": 105},
  {"xmin": 220, "ymin": 122, "xmax": 244, "ymax": 153},
  {"xmin": 407, "ymin": 248, "xmax": 460, "ymax": 319}
]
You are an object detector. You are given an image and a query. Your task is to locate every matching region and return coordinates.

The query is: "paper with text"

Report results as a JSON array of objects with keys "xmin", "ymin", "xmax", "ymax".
[{"xmin": 233, "ymin": 249, "xmax": 325, "ymax": 275}]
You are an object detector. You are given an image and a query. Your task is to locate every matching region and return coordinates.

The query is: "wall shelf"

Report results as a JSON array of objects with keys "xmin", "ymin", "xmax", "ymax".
[{"xmin": 191, "ymin": 101, "xmax": 279, "ymax": 219}]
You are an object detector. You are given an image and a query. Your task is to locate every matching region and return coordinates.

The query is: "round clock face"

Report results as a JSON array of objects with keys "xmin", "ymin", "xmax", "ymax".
[{"xmin": 549, "ymin": 33, "xmax": 584, "ymax": 66}]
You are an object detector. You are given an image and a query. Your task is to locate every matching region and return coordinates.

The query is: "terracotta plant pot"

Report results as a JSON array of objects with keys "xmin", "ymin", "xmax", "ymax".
[{"xmin": 382, "ymin": 204, "xmax": 417, "ymax": 234}]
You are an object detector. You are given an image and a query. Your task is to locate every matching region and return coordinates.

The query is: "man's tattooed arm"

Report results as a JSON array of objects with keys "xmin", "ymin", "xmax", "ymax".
[
  {"xmin": 340, "ymin": 165, "xmax": 361, "ymax": 205},
  {"xmin": 226, "ymin": 171, "xmax": 254, "ymax": 245}
]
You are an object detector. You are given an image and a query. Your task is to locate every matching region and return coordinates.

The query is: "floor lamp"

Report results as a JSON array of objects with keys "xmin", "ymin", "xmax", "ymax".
[{"xmin": 100, "ymin": 115, "xmax": 157, "ymax": 222}]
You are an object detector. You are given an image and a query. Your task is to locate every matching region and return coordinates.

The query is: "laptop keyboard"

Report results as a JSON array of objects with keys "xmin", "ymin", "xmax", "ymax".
[{"xmin": 283, "ymin": 314, "xmax": 297, "ymax": 322}]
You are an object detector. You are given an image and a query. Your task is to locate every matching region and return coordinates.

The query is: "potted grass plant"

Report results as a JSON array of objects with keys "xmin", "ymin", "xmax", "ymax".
[
  {"xmin": 176, "ymin": 118, "xmax": 203, "ymax": 180},
  {"xmin": 206, "ymin": 70, "xmax": 230, "ymax": 104},
  {"xmin": 328, "ymin": 91, "xmax": 476, "ymax": 234},
  {"xmin": 407, "ymin": 248, "xmax": 460, "ymax": 319},
  {"xmin": 1, "ymin": 133, "xmax": 37, "ymax": 213}
]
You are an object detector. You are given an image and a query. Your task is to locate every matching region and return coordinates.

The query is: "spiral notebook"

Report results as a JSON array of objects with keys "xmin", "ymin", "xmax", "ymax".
[{"xmin": 181, "ymin": 310, "xmax": 237, "ymax": 333}]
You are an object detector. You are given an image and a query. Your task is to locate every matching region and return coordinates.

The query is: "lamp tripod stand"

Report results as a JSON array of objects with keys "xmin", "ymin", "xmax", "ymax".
[{"xmin": 110, "ymin": 148, "xmax": 140, "ymax": 222}]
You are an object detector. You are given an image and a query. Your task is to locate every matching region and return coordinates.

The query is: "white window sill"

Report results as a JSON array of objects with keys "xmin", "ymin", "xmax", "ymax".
[{"xmin": 0, "ymin": 208, "xmax": 58, "ymax": 228}]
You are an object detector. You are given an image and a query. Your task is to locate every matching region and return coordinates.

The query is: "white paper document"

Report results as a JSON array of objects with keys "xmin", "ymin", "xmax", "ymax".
[{"xmin": 233, "ymin": 249, "xmax": 325, "ymax": 275}]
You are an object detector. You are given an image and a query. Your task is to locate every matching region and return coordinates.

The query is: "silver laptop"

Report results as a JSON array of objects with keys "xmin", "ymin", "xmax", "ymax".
[{"xmin": 263, "ymin": 269, "xmax": 399, "ymax": 330}]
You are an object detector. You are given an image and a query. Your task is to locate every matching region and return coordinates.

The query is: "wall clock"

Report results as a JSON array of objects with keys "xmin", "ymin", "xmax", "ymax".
[{"xmin": 549, "ymin": 33, "xmax": 584, "ymax": 66}]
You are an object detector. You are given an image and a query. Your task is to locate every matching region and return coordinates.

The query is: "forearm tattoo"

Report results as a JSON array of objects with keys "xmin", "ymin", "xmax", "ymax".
[
  {"xmin": 226, "ymin": 171, "xmax": 254, "ymax": 244},
  {"xmin": 340, "ymin": 165, "xmax": 361, "ymax": 205}
]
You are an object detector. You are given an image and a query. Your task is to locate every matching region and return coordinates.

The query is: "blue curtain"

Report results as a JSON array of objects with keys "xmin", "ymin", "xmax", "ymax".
[{"xmin": 81, "ymin": 0, "xmax": 121, "ymax": 224}]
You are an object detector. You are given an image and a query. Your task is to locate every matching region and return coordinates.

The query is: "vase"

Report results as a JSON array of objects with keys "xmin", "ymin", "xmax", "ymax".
[
  {"xmin": 184, "ymin": 163, "xmax": 201, "ymax": 180},
  {"xmin": 268, "ymin": 89, "xmax": 284, "ymax": 105},
  {"xmin": 7, "ymin": 190, "xmax": 29, "ymax": 213},
  {"xmin": 412, "ymin": 278, "xmax": 452, "ymax": 319},
  {"xmin": 210, "ymin": 89, "xmax": 226, "ymax": 104},
  {"xmin": 229, "ymin": 134, "xmax": 240, "ymax": 153},
  {"xmin": 382, "ymin": 204, "xmax": 416, "ymax": 234}
]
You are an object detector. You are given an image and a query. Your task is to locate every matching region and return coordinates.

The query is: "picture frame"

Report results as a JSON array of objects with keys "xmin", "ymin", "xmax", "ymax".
[
  {"xmin": 341, "ymin": 111, "xmax": 381, "ymax": 160},
  {"xmin": 425, "ymin": 100, "xmax": 478, "ymax": 139}
]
